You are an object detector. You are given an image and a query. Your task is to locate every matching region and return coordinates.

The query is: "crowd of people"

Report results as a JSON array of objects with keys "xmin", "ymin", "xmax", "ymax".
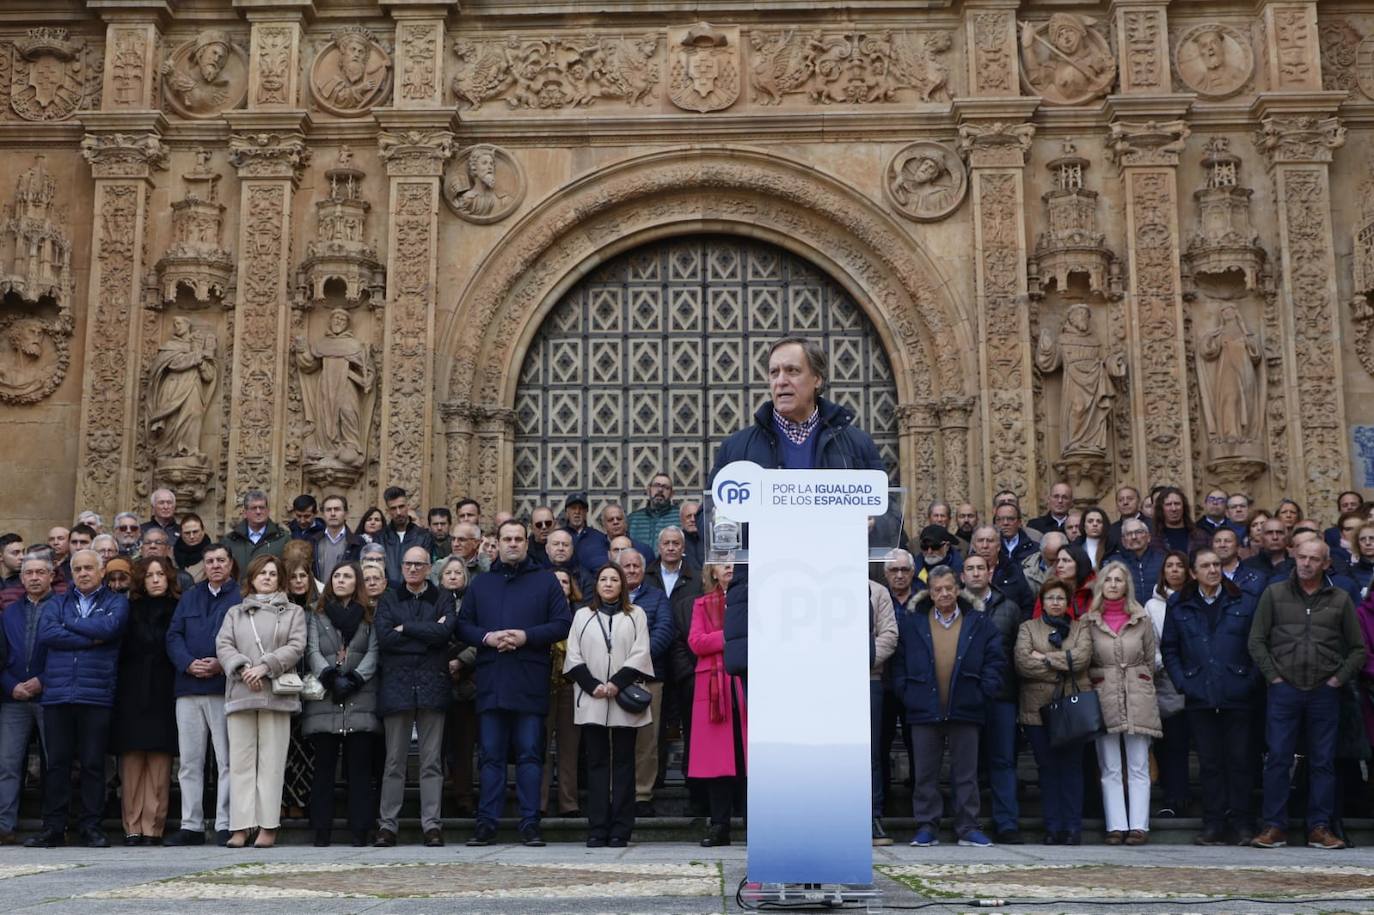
[{"xmin": 0, "ymin": 334, "xmax": 1371, "ymax": 854}]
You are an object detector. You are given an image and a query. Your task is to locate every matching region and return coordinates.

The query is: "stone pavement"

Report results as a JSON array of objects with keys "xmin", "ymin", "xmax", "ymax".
[{"xmin": 4, "ymin": 841, "xmax": 1374, "ymax": 914}]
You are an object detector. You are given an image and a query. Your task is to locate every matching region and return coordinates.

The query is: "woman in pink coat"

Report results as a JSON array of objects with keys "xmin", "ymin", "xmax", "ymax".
[{"xmin": 687, "ymin": 563, "xmax": 747, "ymax": 847}]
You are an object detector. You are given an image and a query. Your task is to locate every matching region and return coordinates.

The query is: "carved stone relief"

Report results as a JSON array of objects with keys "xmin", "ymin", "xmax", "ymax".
[
  {"xmin": 1356, "ymin": 33, "xmax": 1374, "ymax": 100},
  {"xmin": 309, "ymin": 26, "xmax": 392, "ymax": 117},
  {"xmin": 293, "ymin": 308, "xmax": 376, "ymax": 488},
  {"xmin": 1120, "ymin": 10, "xmax": 1165, "ymax": 92},
  {"xmin": 443, "ymin": 144, "xmax": 526, "ymax": 225},
  {"xmin": 451, "ymin": 33, "xmax": 660, "ymax": 111},
  {"xmin": 155, "ymin": 149, "xmax": 234, "ymax": 305},
  {"xmin": 1319, "ymin": 19, "xmax": 1362, "ymax": 94},
  {"xmin": 1353, "ymin": 166, "xmax": 1374, "ymax": 378},
  {"xmin": 0, "ymin": 156, "xmax": 73, "ymax": 405},
  {"xmin": 668, "ymin": 23, "xmax": 740, "ymax": 113},
  {"xmin": 749, "ymin": 29, "xmax": 951, "ymax": 106},
  {"xmin": 1019, "ymin": 14, "xmax": 1116, "ymax": 106},
  {"xmin": 162, "ymin": 30, "xmax": 248, "ymax": 119},
  {"xmin": 397, "ymin": 22, "xmax": 440, "ymax": 104},
  {"xmin": 254, "ymin": 26, "xmax": 293, "ymax": 107},
  {"xmin": 9, "ymin": 28, "xmax": 97, "ymax": 121},
  {"xmin": 146, "ymin": 315, "xmax": 218, "ymax": 503},
  {"xmin": 1183, "ymin": 138, "xmax": 1270, "ymax": 297},
  {"xmin": 297, "ymin": 149, "xmax": 384, "ymax": 305},
  {"xmin": 1270, "ymin": 4, "xmax": 1319, "ymax": 90},
  {"xmin": 109, "ymin": 28, "xmax": 147, "ymax": 108},
  {"xmin": 1175, "ymin": 23, "xmax": 1254, "ymax": 98},
  {"xmin": 970, "ymin": 12, "xmax": 1014, "ymax": 96},
  {"xmin": 884, "ymin": 141, "xmax": 966, "ymax": 222},
  {"xmin": 1035, "ymin": 302, "xmax": 1125, "ymax": 460},
  {"xmin": 1195, "ymin": 301, "xmax": 1265, "ymax": 471},
  {"xmin": 1029, "ymin": 142, "xmax": 1120, "ymax": 300}
]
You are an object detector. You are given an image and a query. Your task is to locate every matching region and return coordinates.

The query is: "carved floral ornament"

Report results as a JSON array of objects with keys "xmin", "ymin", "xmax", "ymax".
[
  {"xmin": 450, "ymin": 33, "xmax": 660, "ymax": 111},
  {"xmin": 956, "ymin": 121, "xmax": 1035, "ymax": 168},
  {"xmin": 378, "ymin": 129, "xmax": 454, "ymax": 177},
  {"xmin": 309, "ymin": 25, "xmax": 393, "ymax": 117},
  {"xmin": 1253, "ymin": 115, "xmax": 1345, "ymax": 165},
  {"xmin": 80, "ymin": 132, "xmax": 170, "ymax": 180},
  {"xmin": 161, "ymin": 29, "xmax": 249, "ymax": 119},
  {"xmin": 228, "ymin": 133, "xmax": 311, "ymax": 181},
  {"xmin": 749, "ymin": 28, "xmax": 951, "ymax": 106},
  {"xmin": 1106, "ymin": 120, "xmax": 1190, "ymax": 168},
  {"xmin": 883, "ymin": 141, "xmax": 967, "ymax": 222},
  {"xmin": 1173, "ymin": 22, "xmax": 1254, "ymax": 99}
]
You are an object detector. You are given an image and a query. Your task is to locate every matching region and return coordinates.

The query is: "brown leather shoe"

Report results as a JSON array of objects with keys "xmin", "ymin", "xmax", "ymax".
[
  {"xmin": 1124, "ymin": 829, "xmax": 1148, "ymax": 846},
  {"xmin": 1308, "ymin": 826, "xmax": 1347, "ymax": 850},
  {"xmin": 423, "ymin": 828, "xmax": 444, "ymax": 848},
  {"xmin": 1103, "ymin": 830, "xmax": 1124, "ymax": 846},
  {"xmin": 0, "ymin": 832, "xmax": 17, "ymax": 846},
  {"xmin": 373, "ymin": 828, "xmax": 396, "ymax": 848},
  {"xmin": 1250, "ymin": 825, "xmax": 1286, "ymax": 848}
]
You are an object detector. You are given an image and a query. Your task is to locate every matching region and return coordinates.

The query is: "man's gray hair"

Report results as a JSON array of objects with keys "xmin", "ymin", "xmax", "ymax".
[
  {"xmin": 70, "ymin": 548, "xmax": 102, "ymax": 568},
  {"xmin": 971, "ymin": 524, "xmax": 999, "ymax": 541},
  {"xmin": 359, "ymin": 542, "xmax": 386, "ymax": 560},
  {"xmin": 455, "ymin": 521, "xmax": 480, "ymax": 540},
  {"xmin": 884, "ymin": 548, "xmax": 914, "ymax": 570},
  {"xmin": 242, "ymin": 489, "xmax": 268, "ymax": 508},
  {"xmin": 20, "ymin": 552, "xmax": 53, "ymax": 571},
  {"xmin": 657, "ymin": 525, "xmax": 684, "ymax": 543},
  {"xmin": 149, "ymin": 488, "xmax": 175, "ymax": 505},
  {"xmin": 927, "ymin": 564, "xmax": 958, "ymax": 585},
  {"xmin": 619, "ymin": 549, "xmax": 644, "ymax": 565},
  {"xmin": 927, "ymin": 500, "xmax": 951, "ymax": 517},
  {"xmin": 91, "ymin": 534, "xmax": 118, "ymax": 551},
  {"xmin": 767, "ymin": 336, "xmax": 828, "ymax": 389},
  {"xmin": 113, "ymin": 511, "xmax": 139, "ymax": 527},
  {"xmin": 1040, "ymin": 531, "xmax": 1067, "ymax": 556},
  {"xmin": 76, "ymin": 510, "xmax": 103, "ymax": 529}
]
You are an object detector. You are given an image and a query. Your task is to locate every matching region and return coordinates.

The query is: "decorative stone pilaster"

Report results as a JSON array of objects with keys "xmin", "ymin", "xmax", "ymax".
[
  {"xmin": 1254, "ymin": 107, "xmax": 1350, "ymax": 508},
  {"xmin": 957, "ymin": 109, "xmax": 1039, "ymax": 509},
  {"xmin": 963, "ymin": 2, "xmax": 1019, "ymax": 98},
  {"xmin": 75, "ymin": 120, "xmax": 169, "ymax": 518},
  {"xmin": 1260, "ymin": 2, "xmax": 1323, "ymax": 91},
  {"xmin": 1111, "ymin": 2, "xmax": 1171, "ymax": 94},
  {"xmin": 1107, "ymin": 117, "xmax": 1194, "ymax": 495},
  {"xmin": 377, "ymin": 125, "xmax": 453, "ymax": 504},
  {"xmin": 224, "ymin": 129, "xmax": 310, "ymax": 513},
  {"xmin": 99, "ymin": 7, "xmax": 170, "ymax": 111},
  {"xmin": 235, "ymin": 1, "xmax": 315, "ymax": 110},
  {"xmin": 937, "ymin": 397, "xmax": 976, "ymax": 505},
  {"xmin": 476, "ymin": 407, "xmax": 517, "ymax": 515},
  {"xmin": 897, "ymin": 401, "xmax": 941, "ymax": 520},
  {"xmin": 439, "ymin": 400, "xmax": 477, "ymax": 501},
  {"xmin": 381, "ymin": 1, "xmax": 458, "ymax": 109}
]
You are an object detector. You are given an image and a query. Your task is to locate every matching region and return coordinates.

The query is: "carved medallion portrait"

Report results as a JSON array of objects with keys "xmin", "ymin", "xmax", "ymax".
[
  {"xmin": 309, "ymin": 26, "xmax": 393, "ymax": 117},
  {"xmin": 1175, "ymin": 23, "xmax": 1253, "ymax": 98},
  {"xmin": 1019, "ymin": 14, "xmax": 1116, "ymax": 106},
  {"xmin": 0, "ymin": 316, "xmax": 67, "ymax": 404},
  {"xmin": 161, "ymin": 29, "xmax": 249, "ymax": 119},
  {"xmin": 10, "ymin": 28, "xmax": 91, "ymax": 122},
  {"xmin": 884, "ymin": 141, "xmax": 967, "ymax": 222},
  {"xmin": 668, "ymin": 23, "xmax": 740, "ymax": 113},
  {"xmin": 443, "ymin": 144, "xmax": 526, "ymax": 225}
]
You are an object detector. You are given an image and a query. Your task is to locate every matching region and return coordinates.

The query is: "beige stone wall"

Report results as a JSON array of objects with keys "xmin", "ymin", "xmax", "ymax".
[{"xmin": 0, "ymin": 0, "xmax": 1368, "ymax": 541}]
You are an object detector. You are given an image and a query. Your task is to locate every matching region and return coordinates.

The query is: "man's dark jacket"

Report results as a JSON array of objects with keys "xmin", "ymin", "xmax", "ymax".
[
  {"xmin": 1, "ymin": 591, "xmax": 54, "ymax": 699},
  {"xmin": 967, "ymin": 585, "xmax": 1019, "ymax": 702},
  {"xmin": 308, "ymin": 526, "xmax": 364, "ymax": 581},
  {"xmin": 165, "ymin": 579, "xmax": 242, "ymax": 697},
  {"xmin": 630, "ymin": 581, "xmax": 675, "ymax": 680},
  {"xmin": 890, "ymin": 592, "xmax": 1004, "ymax": 725},
  {"xmin": 222, "ymin": 520, "xmax": 289, "ymax": 576},
  {"xmin": 711, "ymin": 397, "xmax": 884, "ymax": 675},
  {"xmin": 456, "ymin": 557, "xmax": 572, "ymax": 716},
  {"xmin": 374, "ymin": 582, "xmax": 457, "ymax": 716},
  {"xmin": 380, "ymin": 522, "xmax": 435, "ymax": 588},
  {"xmin": 38, "ymin": 585, "xmax": 129, "ymax": 707},
  {"xmin": 1161, "ymin": 580, "xmax": 1259, "ymax": 710}
]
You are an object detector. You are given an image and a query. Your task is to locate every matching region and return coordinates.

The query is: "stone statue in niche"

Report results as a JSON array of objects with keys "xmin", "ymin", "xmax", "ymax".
[
  {"xmin": 1019, "ymin": 14, "xmax": 1116, "ymax": 106},
  {"xmin": 1196, "ymin": 302, "xmax": 1262, "ymax": 444},
  {"xmin": 884, "ymin": 140, "xmax": 967, "ymax": 222},
  {"xmin": 1174, "ymin": 23, "xmax": 1253, "ymax": 99},
  {"xmin": 1035, "ymin": 303, "xmax": 1126, "ymax": 457},
  {"xmin": 146, "ymin": 316, "xmax": 218, "ymax": 461},
  {"xmin": 309, "ymin": 26, "xmax": 392, "ymax": 117},
  {"xmin": 161, "ymin": 30, "xmax": 249, "ymax": 119},
  {"xmin": 443, "ymin": 144, "xmax": 526, "ymax": 225},
  {"xmin": 294, "ymin": 308, "xmax": 375, "ymax": 478}
]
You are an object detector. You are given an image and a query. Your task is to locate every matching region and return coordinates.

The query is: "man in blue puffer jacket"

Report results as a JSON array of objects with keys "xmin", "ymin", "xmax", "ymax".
[
  {"xmin": 708, "ymin": 337, "xmax": 885, "ymax": 676},
  {"xmin": 1161, "ymin": 548, "xmax": 1259, "ymax": 847},
  {"xmin": 28, "ymin": 550, "xmax": 128, "ymax": 848}
]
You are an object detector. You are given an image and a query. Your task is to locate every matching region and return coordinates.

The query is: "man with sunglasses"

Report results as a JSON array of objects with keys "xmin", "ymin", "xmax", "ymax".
[
  {"xmin": 527, "ymin": 506, "xmax": 556, "ymax": 567},
  {"xmin": 111, "ymin": 513, "xmax": 143, "ymax": 557}
]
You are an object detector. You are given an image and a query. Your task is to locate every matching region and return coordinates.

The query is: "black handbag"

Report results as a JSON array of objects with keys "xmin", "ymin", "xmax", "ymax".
[
  {"xmin": 616, "ymin": 682, "xmax": 653, "ymax": 714},
  {"xmin": 1039, "ymin": 651, "xmax": 1106, "ymax": 749}
]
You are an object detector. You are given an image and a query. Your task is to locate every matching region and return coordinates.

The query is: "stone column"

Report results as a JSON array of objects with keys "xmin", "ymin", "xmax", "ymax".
[
  {"xmin": 956, "ymin": 110, "xmax": 1039, "ymax": 510},
  {"xmin": 1260, "ymin": 2, "xmax": 1323, "ymax": 91},
  {"xmin": 97, "ymin": 4, "xmax": 171, "ymax": 111},
  {"xmin": 439, "ymin": 401, "xmax": 476, "ymax": 501},
  {"xmin": 1106, "ymin": 118, "xmax": 1194, "ymax": 494},
  {"xmin": 233, "ymin": 0, "xmax": 314, "ymax": 110},
  {"xmin": 377, "ymin": 125, "xmax": 454, "ymax": 505},
  {"xmin": 1110, "ymin": 1, "xmax": 1171, "ymax": 94},
  {"xmin": 381, "ymin": 0, "xmax": 458, "ymax": 109},
  {"xmin": 962, "ymin": 1, "xmax": 1019, "ymax": 98},
  {"xmin": 938, "ymin": 397, "xmax": 976, "ymax": 505},
  {"xmin": 1254, "ymin": 106, "xmax": 1350, "ymax": 508},
  {"xmin": 476, "ymin": 407, "xmax": 518, "ymax": 514},
  {"xmin": 75, "ymin": 125, "xmax": 168, "ymax": 517},
  {"xmin": 897, "ymin": 401, "xmax": 940, "ymax": 522}
]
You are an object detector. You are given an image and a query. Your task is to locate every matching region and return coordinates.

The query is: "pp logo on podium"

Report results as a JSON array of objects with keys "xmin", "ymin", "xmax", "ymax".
[
  {"xmin": 711, "ymin": 462, "xmax": 765, "ymax": 522},
  {"xmin": 716, "ymin": 479, "xmax": 751, "ymax": 505}
]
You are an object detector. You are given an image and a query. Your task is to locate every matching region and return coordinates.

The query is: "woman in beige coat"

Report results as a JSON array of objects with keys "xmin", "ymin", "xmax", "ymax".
[
  {"xmin": 1082, "ymin": 561, "xmax": 1161, "ymax": 846},
  {"xmin": 1015, "ymin": 578, "xmax": 1092, "ymax": 845},
  {"xmin": 215, "ymin": 554, "xmax": 307, "ymax": 848},
  {"xmin": 563, "ymin": 563, "xmax": 653, "ymax": 848}
]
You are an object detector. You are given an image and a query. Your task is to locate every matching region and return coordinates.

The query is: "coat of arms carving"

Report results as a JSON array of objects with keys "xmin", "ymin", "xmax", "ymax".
[
  {"xmin": 9, "ymin": 28, "xmax": 95, "ymax": 122},
  {"xmin": 668, "ymin": 23, "xmax": 740, "ymax": 113}
]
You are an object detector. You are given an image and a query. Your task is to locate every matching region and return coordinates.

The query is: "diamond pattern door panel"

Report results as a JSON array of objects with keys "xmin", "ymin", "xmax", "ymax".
[{"xmin": 513, "ymin": 235, "xmax": 900, "ymax": 520}]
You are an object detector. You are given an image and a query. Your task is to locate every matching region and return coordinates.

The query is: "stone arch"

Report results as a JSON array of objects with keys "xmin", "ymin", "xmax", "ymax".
[{"xmin": 435, "ymin": 145, "xmax": 979, "ymax": 515}]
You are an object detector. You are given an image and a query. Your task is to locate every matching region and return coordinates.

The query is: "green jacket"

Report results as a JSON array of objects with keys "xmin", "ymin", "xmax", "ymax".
[{"xmin": 1248, "ymin": 574, "xmax": 1365, "ymax": 690}]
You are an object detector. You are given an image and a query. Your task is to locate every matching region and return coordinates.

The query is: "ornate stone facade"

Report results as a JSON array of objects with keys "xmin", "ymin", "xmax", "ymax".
[{"xmin": 0, "ymin": 1, "xmax": 1367, "ymax": 534}]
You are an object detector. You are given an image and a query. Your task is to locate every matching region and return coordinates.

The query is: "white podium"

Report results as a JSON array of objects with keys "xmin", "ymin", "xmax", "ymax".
[{"xmin": 709, "ymin": 460, "xmax": 888, "ymax": 893}]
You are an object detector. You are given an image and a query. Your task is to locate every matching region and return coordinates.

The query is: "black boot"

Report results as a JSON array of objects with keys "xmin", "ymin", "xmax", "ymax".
[
  {"xmin": 700, "ymin": 824, "xmax": 731, "ymax": 847},
  {"xmin": 313, "ymin": 829, "xmax": 331, "ymax": 847}
]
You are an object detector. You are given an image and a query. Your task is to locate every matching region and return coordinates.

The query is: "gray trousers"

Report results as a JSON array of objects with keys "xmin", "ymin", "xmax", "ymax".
[
  {"xmin": 0, "ymin": 701, "xmax": 44, "ymax": 833},
  {"xmin": 380, "ymin": 709, "xmax": 445, "ymax": 833},
  {"xmin": 910, "ymin": 721, "xmax": 981, "ymax": 838},
  {"xmin": 175, "ymin": 695, "xmax": 231, "ymax": 832}
]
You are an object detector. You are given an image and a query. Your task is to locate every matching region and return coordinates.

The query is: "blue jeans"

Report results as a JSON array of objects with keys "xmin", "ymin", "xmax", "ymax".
[
  {"xmin": 869, "ymin": 681, "xmax": 883, "ymax": 816},
  {"xmin": 1025, "ymin": 724, "xmax": 1084, "ymax": 834},
  {"xmin": 0, "ymin": 701, "xmax": 44, "ymax": 833},
  {"xmin": 477, "ymin": 710, "xmax": 545, "ymax": 831},
  {"xmin": 984, "ymin": 700, "xmax": 1020, "ymax": 832},
  {"xmin": 1262, "ymin": 681, "xmax": 1339, "ymax": 828}
]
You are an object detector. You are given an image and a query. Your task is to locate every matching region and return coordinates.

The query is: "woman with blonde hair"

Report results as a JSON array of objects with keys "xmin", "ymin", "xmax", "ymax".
[
  {"xmin": 1083, "ymin": 560, "xmax": 1161, "ymax": 846},
  {"xmin": 564, "ymin": 563, "xmax": 653, "ymax": 847},
  {"xmin": 215, "ymin": 554, "xmax": 307, "ymax": 848}
]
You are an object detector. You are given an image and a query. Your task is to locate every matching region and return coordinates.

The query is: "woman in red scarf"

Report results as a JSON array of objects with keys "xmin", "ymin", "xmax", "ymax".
[{"xmin": 687, "ymin": 563, "xmax": 747, "ymax": 847}]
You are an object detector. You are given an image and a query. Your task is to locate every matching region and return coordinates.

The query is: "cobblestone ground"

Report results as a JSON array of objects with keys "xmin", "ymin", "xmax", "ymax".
[{"xmin": 5, "ymin": 843, "xmax": 1374, "ymax": 914}]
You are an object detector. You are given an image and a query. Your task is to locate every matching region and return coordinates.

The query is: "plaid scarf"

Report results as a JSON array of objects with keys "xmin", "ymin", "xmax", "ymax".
[{"xmin": 772, "ymin": 406, "xmax": 820, "ymax": 445}]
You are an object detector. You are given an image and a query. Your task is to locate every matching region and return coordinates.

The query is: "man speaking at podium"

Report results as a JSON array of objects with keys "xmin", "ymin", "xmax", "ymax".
[{"xmin": 709, "ymin": 337, "xmax": 885, "ymax": 676}]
